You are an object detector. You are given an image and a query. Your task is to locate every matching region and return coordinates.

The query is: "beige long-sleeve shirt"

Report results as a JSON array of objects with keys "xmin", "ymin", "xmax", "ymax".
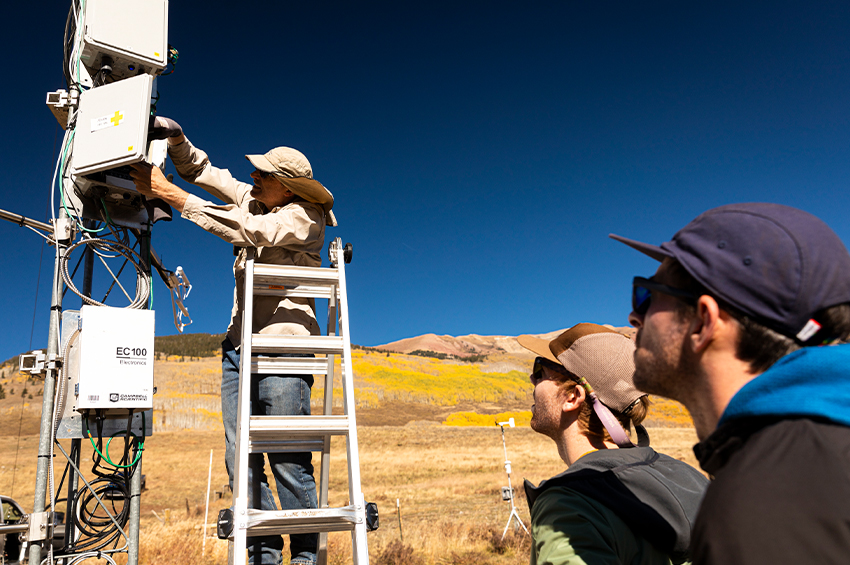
[{"xmin": 169, "ymin": 137, "xmax": 325, "ymax": 347}]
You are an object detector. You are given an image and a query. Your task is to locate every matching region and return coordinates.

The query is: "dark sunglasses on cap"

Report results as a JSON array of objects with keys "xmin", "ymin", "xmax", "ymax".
[{"xmin": 632, "ymin": 276, "xmax": 698, "ymax": 316}]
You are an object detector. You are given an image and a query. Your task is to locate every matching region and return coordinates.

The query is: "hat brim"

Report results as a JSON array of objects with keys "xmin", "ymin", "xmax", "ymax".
[
  {"xmin": 245, "ymin": 154, "xmax": 335, "ymax": 208},
  {"xmin": 609, "ymin": 234, "xmax": 673, "ymax": 262},
  {"xmin": 245, "ymin": 153, "xmax": 277, "ymax": 173},
  {"xmin": 278, "ymin": 177, "xmax": 334, "ymax": 208},
  {"xmin": 516, "ymin": 335, "xmax": 559, "ymax": 364}
]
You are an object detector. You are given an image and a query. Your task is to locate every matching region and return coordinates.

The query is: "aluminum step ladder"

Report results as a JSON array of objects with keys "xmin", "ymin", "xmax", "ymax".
[{"xmin": 225, "ymin": 238, "xmax": 369, "ymax": 565}]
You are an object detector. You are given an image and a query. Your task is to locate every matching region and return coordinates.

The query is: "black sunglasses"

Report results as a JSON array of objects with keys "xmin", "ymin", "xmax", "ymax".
[
  {"xmin": 632, "ymin": 276, "xmax": 698, "ymax": 316},
  {"xmin": 256, "ymin": 170, "xmax": 276, "ymax": 179},
  {"xmin": 530, "ymin": 356, "xmax": 572, "ymax": 384}
]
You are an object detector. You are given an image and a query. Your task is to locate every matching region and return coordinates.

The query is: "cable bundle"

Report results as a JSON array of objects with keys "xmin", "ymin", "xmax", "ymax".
[{"xmin": 60, "ymin": 238, "xmax": 150, "ymax": 309}]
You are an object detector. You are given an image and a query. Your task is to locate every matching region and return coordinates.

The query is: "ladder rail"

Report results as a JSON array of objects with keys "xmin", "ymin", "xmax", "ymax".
[
  {"xmin": 232, "ymin": 248, "xmax": 256, "ymax": 561},
  {"xmin": 335, "ymin": 247, "xmax": 370, "ymax": 565},
  {"xmin": 316, "ymin": 284, "xmax": 338, "ymax": 565}
]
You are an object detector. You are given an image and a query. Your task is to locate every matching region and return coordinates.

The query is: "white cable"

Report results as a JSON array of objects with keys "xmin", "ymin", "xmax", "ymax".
[
  {"xmin": 168, "ymin": 267, "xmax": 193, "ymax": 332},
  {"xmin": 68, "ymin": 0, "xmax": 86, "ymax": 89},
  {"xmin": 60, "ymin": 238, "xmax": 150, "ymax": 309}
]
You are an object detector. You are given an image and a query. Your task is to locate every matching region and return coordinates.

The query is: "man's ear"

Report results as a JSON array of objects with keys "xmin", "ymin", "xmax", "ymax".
[
  {"xmin": 690, "ymin": 295, "xmax": 722, "ymax": 353},
  {"xmin": 561, "ymin": 383, "xmax": 585, "ymax": 414}
]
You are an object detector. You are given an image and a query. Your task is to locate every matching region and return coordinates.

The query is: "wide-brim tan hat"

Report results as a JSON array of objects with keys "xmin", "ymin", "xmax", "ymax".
[
  {"xmin": 246, "ymin": 147, "xmax": 337, "ymax": 227},
  {"xmin": 518, "ymin": 323, "xmax": 643, "ymax": 412}
]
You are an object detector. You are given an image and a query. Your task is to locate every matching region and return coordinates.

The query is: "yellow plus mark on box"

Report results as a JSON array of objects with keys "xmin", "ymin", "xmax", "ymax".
[{"xmin": 110, "ymin": 111, "xmax": 124, "ymax": 127}]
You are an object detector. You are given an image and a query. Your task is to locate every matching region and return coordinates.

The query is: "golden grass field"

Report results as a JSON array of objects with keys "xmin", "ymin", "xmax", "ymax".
[
  {"xmin": 0, "ymin": 349, "xmax": 699, "ymax": 564},
  {"xmin": 1, "ymin": 426, "xmax": 699, "ymax": 565}
]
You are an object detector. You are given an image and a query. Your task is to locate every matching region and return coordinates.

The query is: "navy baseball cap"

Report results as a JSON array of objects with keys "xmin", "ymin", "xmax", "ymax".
[{"xmin": 610, "ymin": 203, "xmax": 850, "ymax": 343}]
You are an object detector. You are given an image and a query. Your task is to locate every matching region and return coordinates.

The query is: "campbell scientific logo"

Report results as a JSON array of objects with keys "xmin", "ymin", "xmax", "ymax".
[{"xmin": 107, "ymin": 393, "xmax": 148, "ymax": 403}]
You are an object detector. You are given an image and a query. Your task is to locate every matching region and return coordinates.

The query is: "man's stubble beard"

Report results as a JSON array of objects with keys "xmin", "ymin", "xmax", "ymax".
[{"xmin": 633, "ymin": 325, "xmax": 697, "ymax": 404}]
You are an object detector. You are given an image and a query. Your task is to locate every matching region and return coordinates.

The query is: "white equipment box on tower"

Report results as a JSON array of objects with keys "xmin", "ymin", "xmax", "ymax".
[
  {"xmin": 76, "ymin": 305, "xmax": 155, "ymax": 411},
  {"xmin": 81, "ymin": 0, "xmax": 169, "ymax": 80},
  {"xmin": 71, "ymin": 74, "xmax": 153, "ymax": 177}
]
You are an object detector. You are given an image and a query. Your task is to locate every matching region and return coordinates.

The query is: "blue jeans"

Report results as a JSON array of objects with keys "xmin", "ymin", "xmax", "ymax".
[{"xmin": 222, "ymin": 338, "xmax": 318, "ymax": 565}]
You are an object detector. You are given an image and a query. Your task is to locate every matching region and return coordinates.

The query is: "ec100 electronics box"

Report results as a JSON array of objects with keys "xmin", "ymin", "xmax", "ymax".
[{"xmin": 76, "ymin": 305, "xmax": 154, "ymax": 411}]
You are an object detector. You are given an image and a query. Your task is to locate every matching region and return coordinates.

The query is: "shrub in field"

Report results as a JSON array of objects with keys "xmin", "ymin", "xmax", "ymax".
[
  {"xmin": 487, "ymin": 529, "xmax": 532, "ymax": 555},
  {"xmin": 438, "ymin": 551, "xmax": 496, "ymax": 565},
  {"xmin": 374, "ymin": 540, "xmax": 425, "ymax": 565}
]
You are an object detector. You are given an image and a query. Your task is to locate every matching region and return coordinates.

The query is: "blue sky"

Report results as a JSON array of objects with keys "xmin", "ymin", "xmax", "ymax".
[{"xmin": 3, "ymin": 1, "xmax": 850, "ymax": 362}]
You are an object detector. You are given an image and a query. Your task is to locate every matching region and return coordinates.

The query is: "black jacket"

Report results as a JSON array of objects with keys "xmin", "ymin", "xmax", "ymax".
[
  {"xmin": 692, "ymin": 416, "xmax": 850, "ymax": 564},
  {"xmin": 690, "ymin": 345, "xmax": 850, "ymax": 564}
]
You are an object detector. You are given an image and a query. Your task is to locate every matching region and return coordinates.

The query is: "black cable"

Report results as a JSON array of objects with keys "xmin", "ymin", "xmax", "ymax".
[{"xmin": 66, "ymin": 410, "xmax": 141, "ymax": 553}]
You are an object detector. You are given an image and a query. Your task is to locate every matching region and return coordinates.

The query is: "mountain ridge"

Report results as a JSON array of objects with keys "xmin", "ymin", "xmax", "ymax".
[{"xmin": 374, "ymin": 326, "xmax": 635, "ymax": 357}]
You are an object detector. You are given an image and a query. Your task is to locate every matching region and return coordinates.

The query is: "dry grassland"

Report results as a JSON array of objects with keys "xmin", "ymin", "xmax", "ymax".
[{"xmin": 1, "ymin": 425, "xmax": 699, "ymax": 564}]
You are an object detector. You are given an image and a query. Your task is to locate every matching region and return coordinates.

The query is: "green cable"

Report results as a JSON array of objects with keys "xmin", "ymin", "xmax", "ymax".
[
  {"xmin": 100, "ymin": 198, "xmax": 114, "ymax": 225},
  {"xmin": 85, "ymin": 412, "xmax": 145, "ymax": 469}
]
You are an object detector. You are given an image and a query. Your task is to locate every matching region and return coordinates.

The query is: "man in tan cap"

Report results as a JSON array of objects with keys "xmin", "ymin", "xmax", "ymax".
[
  {"xmin": 131, "ymin": 118, "xmax": 334, "ymax": 565},
  {"xmin": 518, "ymin": 323, "xmax": 707, "ymax": 565}
]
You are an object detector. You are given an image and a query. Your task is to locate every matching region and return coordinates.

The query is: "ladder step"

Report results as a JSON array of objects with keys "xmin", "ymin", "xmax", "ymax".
[
  {"xmin": 253, "ymin": 264, "xmax": 340, "ymax": 287},
  {"xmin": 251, "ymin": 356, "xmax": 331, "ymax": 375},
  {"xmin": 244, "ymin": 506, "xmax": 363, "ymax": 536},
  {"xmin": 254, "ymin": 284, "xmax": 335, "ymax": 300},
  {"xmin": 248, "ymin": 414, "xmax": 350, "ymax": 454},
  {"xmin": 249, "ymin": 415, "xmax": 350, "ymax": 438},
  {"xmin": 252, "ymin": 335, "xmax": 344, "ymax": 355},
  {"xmin": 248, "ymin": 437, "xmax": 326, "ymax": 454}
]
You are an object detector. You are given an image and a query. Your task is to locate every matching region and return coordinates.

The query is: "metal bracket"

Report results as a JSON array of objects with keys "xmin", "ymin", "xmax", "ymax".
[
  {"xmin": 53, "ymin": 217, "xmax": 75, "ymax": 243},
  {"xmin": 25, "ymin": 512, "xmax": 50, "ymax": 542}
]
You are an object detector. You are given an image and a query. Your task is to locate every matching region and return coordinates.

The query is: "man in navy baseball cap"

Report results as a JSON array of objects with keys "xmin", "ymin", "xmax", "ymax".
[{"xmin": 610, "ymin": 202, "xmax": 850, "ymax": 565}]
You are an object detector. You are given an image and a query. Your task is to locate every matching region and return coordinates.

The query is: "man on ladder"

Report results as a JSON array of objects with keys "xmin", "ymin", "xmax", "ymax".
[{"xmin": 131, "ymin": 117, "xmax": 337, "ymax": 565}]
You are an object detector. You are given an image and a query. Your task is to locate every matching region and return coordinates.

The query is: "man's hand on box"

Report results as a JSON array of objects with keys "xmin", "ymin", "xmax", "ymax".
[{"xmin": 130, "ymin": 162, "xmax": 189, "ymax": 213}]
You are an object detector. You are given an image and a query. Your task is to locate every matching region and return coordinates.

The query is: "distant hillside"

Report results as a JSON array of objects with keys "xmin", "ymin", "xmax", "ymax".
[
  {"xmin": 155, "ymin": 333, "xmax": 225, "ymax": 358},
  {"xmin": 0, "ymin": 327, "xmax": 691, "ymax": 435},
  {"xmin": 375, "ymin": 326, "xmax": 635, "ymax": 357}
]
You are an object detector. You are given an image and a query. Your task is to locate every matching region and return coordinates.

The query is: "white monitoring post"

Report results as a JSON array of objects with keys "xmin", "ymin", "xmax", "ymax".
[{"xmin": 497, "ymin": 418, "xmax": 529, "ymax": 539}]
